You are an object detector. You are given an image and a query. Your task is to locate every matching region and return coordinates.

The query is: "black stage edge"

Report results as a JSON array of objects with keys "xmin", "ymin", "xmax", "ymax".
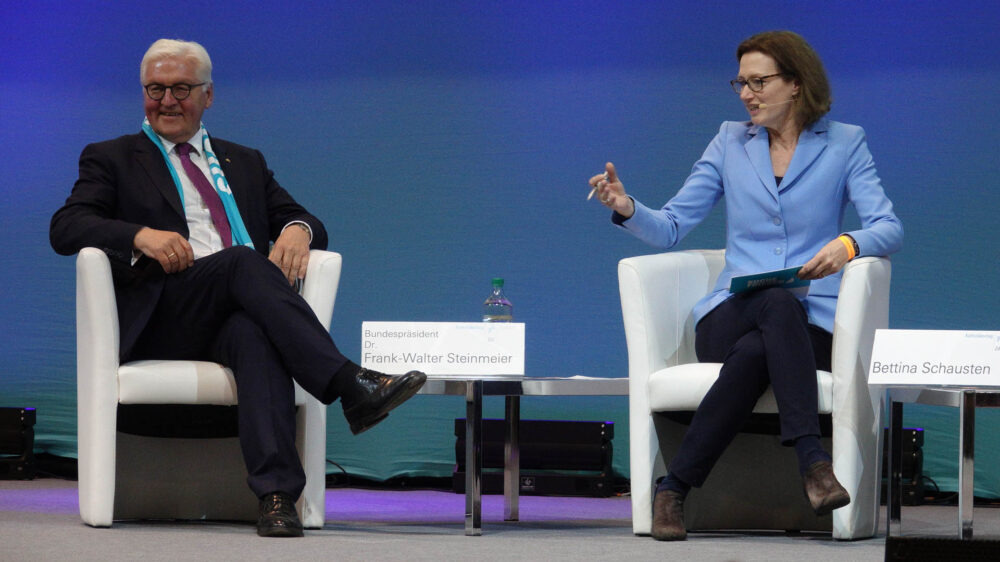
[{"xmin": 885, "ymin": 536, "xmax": 1000, "ymax": 561}]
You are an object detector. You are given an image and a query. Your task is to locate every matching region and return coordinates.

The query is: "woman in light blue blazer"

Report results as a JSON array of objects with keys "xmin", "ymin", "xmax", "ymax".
[{"xmin": 590, "ymin": 30, "xmax": 902, "ymax": 541}]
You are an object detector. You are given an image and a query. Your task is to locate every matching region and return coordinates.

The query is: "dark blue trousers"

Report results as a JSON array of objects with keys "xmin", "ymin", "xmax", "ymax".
[
  {"xmin": 129, "ymin": 246, "xmax": 351, "ymax": 499},
  {"xmin": 666, "ymin": 287, "xmax": 832, "ymax": 488}
]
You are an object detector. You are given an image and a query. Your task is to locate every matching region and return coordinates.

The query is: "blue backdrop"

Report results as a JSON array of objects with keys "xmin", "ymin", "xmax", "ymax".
[{"xmin": 3, "ymin": 1, "xmax": 999, "ymax": 497}]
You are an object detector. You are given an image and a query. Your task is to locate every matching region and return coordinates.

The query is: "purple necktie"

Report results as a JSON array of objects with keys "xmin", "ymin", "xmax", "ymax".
[{"xmin": 177, "ymin": 142, "xmax": 232, "ymax": 248}]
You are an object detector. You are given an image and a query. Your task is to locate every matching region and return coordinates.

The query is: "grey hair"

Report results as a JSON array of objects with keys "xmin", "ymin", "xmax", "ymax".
[{"xmin": 140, "ymin": 39, "xmax": 213, "ymax": 85}]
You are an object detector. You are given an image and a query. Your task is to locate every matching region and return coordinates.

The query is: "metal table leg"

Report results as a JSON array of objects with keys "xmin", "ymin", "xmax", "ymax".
[
  {"xmin": 504, "ymin": 395, "xmax": 520, "ymax": 521},
  {"xmin": 465, "ymin": 380, "xmax": 483, "ymax": 536},
  {"xmin": 959, "ymin": 390, "xmax": 975, "ymax": 539},
  {"xmin": 888, "ymin": 396, "xmax": 903, "ymax": 537}
]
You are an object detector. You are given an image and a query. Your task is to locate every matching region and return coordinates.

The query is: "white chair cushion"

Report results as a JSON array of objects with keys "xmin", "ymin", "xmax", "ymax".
[
  {"xmin": 647, "ymin": 362, "xmax": 833, "ymax": 414},
  {"xmin": 118, "ymin": 360, "xmax": 307, "ymax": 405}
]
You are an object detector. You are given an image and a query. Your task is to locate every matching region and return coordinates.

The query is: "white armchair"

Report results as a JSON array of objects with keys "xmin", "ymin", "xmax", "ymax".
[
  {"xmin": 76, "ymin": 247, "xmax": 342, "ymax": 528},
  {"xmin": 620, "ymin": 250, "xmax": 891, "ymax": 540}
]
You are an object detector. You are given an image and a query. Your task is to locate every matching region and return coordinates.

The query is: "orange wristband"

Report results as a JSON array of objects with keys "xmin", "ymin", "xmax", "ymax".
[{"xmin": 837, "ymin": 235, "xmax": 856, "ymax": 261}]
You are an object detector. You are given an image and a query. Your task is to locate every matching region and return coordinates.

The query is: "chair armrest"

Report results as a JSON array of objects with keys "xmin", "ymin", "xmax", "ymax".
[
  {"xmin": 300, "ymin": 250, "xmax": 342, "ymax": 331},
  {"xmin": 830, "ymin": 256, "xmax": 892, "ymax": 410},
  {"xmin": 619, "ymin": 249, "xmax": 725, "ymax": 535},
  {"xmin": 828, "ymin": 255, "xmax": 891, "ymax": 539},
  {"xmin": 76, "ymin": 248, "xmax": 122, "ymax": 526},
  {"xmin": 76, "ymin": 248, "xmax": 121, "ymax": 400},
  {"xmin": 295, "ymin": 250, "xmax": 340, "ymax": 528},
  {"xmin": 618, "ymin": 249, "xmax": 725, "ymax": 381}
]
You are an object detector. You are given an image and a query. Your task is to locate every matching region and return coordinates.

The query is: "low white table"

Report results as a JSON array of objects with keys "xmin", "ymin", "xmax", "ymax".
[
  {"xmin": 417, "ymin": 376, "xmax": 628, "ymax": 535},
  {"xmin": 887, "ymin": 386, "xmax": 1000, "ymax": 539}
]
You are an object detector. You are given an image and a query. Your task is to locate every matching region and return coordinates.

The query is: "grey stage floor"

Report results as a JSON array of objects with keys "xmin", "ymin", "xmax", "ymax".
[{"xmin": 2, "ymin": 478, "xmax": 998, "ymax": 561}]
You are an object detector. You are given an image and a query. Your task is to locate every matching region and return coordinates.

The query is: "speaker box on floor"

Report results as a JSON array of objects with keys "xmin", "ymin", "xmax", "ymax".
[
  {"xmin": 881, "ymin": 427, "xmax": 925, "ymax": 506},
  {"xmin": 452, "ymin": 419, "xmax": 614, "ymax": 497},
  {"xmin": 0, "ymin": 407, "xmax": 36, "ymax": 480}
]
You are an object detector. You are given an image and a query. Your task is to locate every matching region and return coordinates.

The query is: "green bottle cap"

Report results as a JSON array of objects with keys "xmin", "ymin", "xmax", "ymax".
[{"xmin": 491, "ymin": 277, "xmax": 504, "ymax": 287}]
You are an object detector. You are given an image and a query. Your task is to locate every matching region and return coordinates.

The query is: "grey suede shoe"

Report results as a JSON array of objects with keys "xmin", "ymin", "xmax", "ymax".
[
  {"xmin": 803, "ymin": 461, "xmax": 851, "ymax": 515},
  {"xmin": 651, "ymin": 489, "xmax": 687, "ymax": 541}
]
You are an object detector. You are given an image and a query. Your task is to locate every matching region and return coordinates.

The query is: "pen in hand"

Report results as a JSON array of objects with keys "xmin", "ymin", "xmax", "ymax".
[{"xmin": 587, "ymin": 172, "xmax": 608, "ymax": 201}]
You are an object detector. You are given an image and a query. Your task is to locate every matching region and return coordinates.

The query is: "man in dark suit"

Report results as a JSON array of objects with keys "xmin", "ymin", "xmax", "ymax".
[{"xmin": 50, "ymin": 39, "xmax": 426, "ymax": 537}]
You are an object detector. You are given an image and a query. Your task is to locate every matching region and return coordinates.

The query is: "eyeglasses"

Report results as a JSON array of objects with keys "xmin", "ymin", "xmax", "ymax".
[
  {"xmin": 729, "ymin": 73, "xmax": 786, "ymax": 94},
  {"xmin": 144, "ymin": 82, "xmax": 206, "ymax": 101}
]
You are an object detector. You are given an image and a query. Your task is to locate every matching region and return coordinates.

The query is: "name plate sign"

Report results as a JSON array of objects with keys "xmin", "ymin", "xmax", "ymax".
[
  {"xmin": 869, "ymin": 329, "xmax": 1000, "ymax": 386},
  {"xmin": 361, "ymin": 321, "xmax": 525, "ymax": 377}
]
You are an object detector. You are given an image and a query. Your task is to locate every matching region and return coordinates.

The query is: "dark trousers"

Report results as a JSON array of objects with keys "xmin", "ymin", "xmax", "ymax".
[
  {"xmin": 129, "ymin": 246, "xmax": 351, "ymax": 499},
  {"xmin": 667, "ymin": 287, "xmax": 832, "ymax": 488}
]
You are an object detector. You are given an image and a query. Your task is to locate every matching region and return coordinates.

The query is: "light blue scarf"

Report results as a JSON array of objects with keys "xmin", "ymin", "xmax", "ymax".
[{"xmin": 141, "ymin": 119, "xmax": 254, "ymax": 249}]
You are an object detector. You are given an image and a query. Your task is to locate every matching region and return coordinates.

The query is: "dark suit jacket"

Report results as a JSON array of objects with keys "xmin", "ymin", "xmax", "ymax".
[{"xmin": 50, "ymin": 132, "xmax": 329, "ymax": 359}]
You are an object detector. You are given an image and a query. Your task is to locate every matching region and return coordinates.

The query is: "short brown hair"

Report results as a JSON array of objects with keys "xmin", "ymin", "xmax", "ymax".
[{"xmin": 737, "ymin": 31, "xmax": 831, "ymax": 128}]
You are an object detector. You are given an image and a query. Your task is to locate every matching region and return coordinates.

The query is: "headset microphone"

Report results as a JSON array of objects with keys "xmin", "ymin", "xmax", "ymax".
[{"xmin": 757, "ymin": 99, "xmax": 794, "ymax": 109}]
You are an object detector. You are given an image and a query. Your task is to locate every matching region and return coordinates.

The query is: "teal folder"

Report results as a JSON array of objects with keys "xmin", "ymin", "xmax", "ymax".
[{"xmin": 729, "ymin": 266, "xmax": 810, "ymax": 294}]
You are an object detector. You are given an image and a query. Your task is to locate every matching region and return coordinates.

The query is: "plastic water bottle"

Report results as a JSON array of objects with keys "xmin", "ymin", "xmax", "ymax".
[{"xmin": 482, "ymin": 278, "xmax": 513, "ymax": 322}]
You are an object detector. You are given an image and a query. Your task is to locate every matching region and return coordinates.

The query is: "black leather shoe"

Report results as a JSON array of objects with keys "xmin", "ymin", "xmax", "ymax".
[
  {"xmin": 651, "ymin": 489, "xmax": 687, "ymax": 541},
  {"xmin": 257, "ymin": 492, "xmax": 303, "ymax": 537},
  {"xmin": 803, "ymin": 460, "xmax": 851, "ymax": 516},
  {"xmin": 341, "ymin": 369, "xmax": 427, "ymax": 435}
]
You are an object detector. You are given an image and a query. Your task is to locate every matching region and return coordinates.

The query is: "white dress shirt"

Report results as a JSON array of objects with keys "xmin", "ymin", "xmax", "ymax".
[{"xmin": 160, "ymin": 130, "xmax": 225, "ymax": 259}]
